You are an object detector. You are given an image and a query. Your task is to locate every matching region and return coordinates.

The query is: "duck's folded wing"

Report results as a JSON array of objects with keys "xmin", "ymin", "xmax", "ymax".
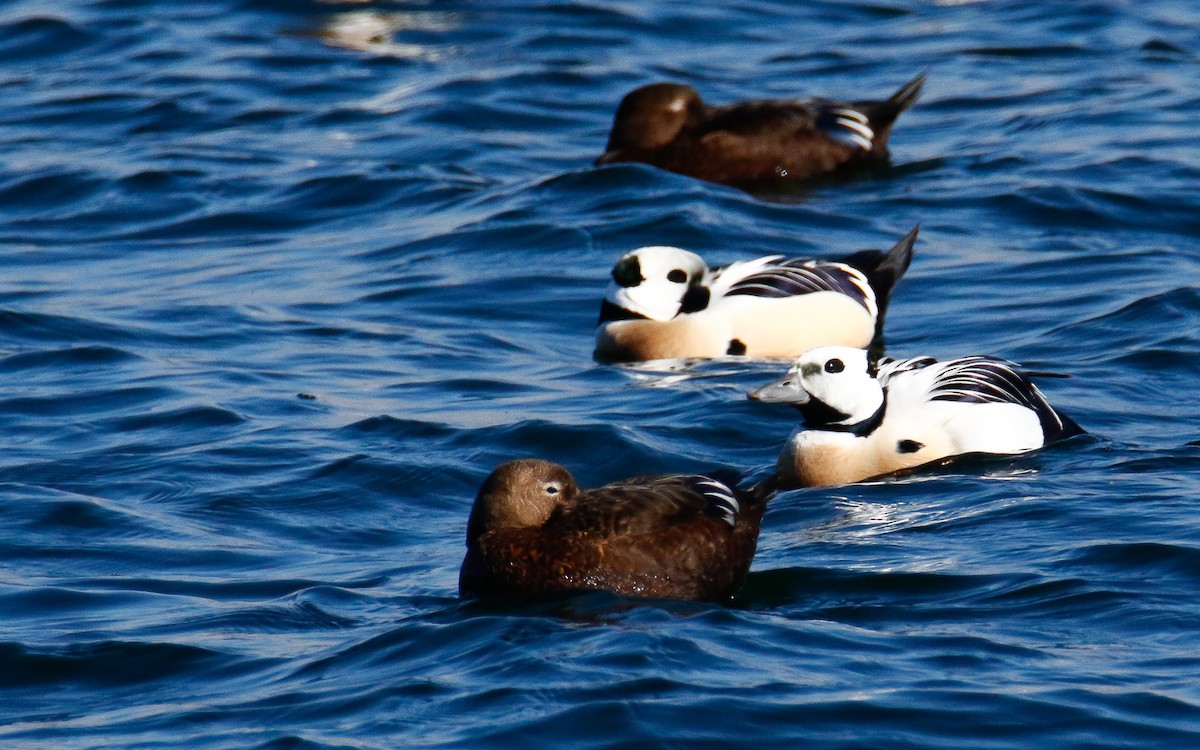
[
  {"xmin": 722, "ymin": 260, "xmax": 875, "ymax": 315},
  {"xmin": 700, "ymin": 100, "xmax": 820, "ymax": 137},
  {"xmin": 706, "ymin": 256, "xmax": 782, "ymax": 296},
  {"xmin": 701, "ymin": 98, "xmax": 875, "ymax": 151},
  {"xmin": 550, "ymin": 475, "xmax": 744, "ymax": 538},
  {"xmin": 811, "ymin": 99, "xmax": 877, "ymax": 151},
  {"xmin": 876, "ymin": 354, "xmax": 938, "ymax": 384},
  {"xmin": 922, "ymin": 357, "xmax": 1083, "ymax": 440},
  {"xmin": 922, "ymin": 357, "xmax": 1037, "ymax": 406}
]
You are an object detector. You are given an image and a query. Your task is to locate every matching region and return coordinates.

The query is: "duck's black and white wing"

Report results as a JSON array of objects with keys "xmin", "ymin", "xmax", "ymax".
[
  {"xmin": 685, "ymin": 474, "xmax": 743, "ymax": 527},
  {"xmin": 922, "ymin": 357, "xmax": 1032, "ymax": 404},
  {"xmin": 712, "ymin": 96, "xmax": 876, "ymax": 151},
  {"xmin": 812, "ymin": 101, "xmax": 876, "ymax": 151},
  {"xmin": 875, "ymin": 354, "xmax": 938, "ymax": 384},
  {"xmin": 555, "ymin": 471, "xmax": 751, "ymax": 538},
  {"xmin": 719, "ymin": 258, "xmax": 877, "ymax": 316},
  {"xmin": 811, "ymin": 74, "xmax": 925, "ymax": 152},
  {"xmin": 706, "ymin": 255, "xmax": 782, "ymax": 294},
  {"xmin": 896, "ymin": 356, "xmax": 1084, "ymax": 444}
]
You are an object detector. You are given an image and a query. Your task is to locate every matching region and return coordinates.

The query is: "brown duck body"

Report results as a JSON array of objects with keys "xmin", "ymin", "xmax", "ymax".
[
  {"xmin": 459, "ymin": 460, "xmax": 770, "ymax": 603},
  {"xmin": 595, "ymin": 75, "xmax": 925, "ymax": 187}
]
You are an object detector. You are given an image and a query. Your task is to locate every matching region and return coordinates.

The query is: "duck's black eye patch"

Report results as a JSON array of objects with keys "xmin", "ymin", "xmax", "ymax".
[
  {"xmin": 897, "ymin": 439, "xmax": 923, "ymax": 454},
  {"xmin": 667, "ymin": 269, "xmax": 688, "ymax": 283},
  {"xmin": 824, "ymin": 358, "xmax": 845, "ymax": 374}
]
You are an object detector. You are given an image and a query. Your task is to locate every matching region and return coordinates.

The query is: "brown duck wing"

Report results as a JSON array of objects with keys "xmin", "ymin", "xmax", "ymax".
[
  {"xmin": 549, "ymin": 475, "xmax": 718, "ymax": 535},
  {"xmin": 689, "ymin": 100, "xmax": 870, "ymax": 182},
  {"xmin": 703, "ymin": 97, "xmax": 883, "ymax": 152},
  {"xmin": 700, "ymin": 100, "xmax": 820, "ymax": 137}
]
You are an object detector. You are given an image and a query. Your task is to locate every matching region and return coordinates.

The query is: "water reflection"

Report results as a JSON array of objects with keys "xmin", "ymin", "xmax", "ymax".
[{"xmin": 314, "ymin": 9, "xmax": 459, "ymax": 59}]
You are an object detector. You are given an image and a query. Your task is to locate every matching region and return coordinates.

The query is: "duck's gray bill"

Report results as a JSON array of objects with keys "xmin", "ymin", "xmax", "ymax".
[{"xmin": 747, "ymin": 377, "xmax": 809, "ymax": 404}]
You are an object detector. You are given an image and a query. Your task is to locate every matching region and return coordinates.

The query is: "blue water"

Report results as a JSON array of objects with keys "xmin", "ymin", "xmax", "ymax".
[{"xmin": 2, "ymin": 0, "xmax": 1199, "ymax": 747}]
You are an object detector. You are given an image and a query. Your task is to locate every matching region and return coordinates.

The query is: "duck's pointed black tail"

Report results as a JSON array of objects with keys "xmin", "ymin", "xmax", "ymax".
[
  {"xmin": 1046, "ymin": 408, "xmax": 1087, "ymax": 442},
  {"xmin": 888, "ymin": 74, "xmax": 926, "ymax": 113},
  {"xmin": 858, "ymin": 73, "xmax": 926, "ymax": 128},
  {"xmin": 838, "ymin": 225, "xmax": 918, "ymax": 336},
  {"xmin": 878, "ymin": 73, "xmax": 931, "ymax": 121},
  {"xmin": 1031, "ymin": 383, "xmax": 1086, "ymax": 443}
]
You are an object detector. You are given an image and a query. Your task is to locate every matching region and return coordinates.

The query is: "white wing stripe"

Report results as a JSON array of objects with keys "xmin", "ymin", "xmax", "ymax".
[
  {"xmin": 844, "ymin": 132, "xmax": 874, "ymax": 151},
  {"xmin": 695, "ymin": 479, "xmax": 740, "ymax": 526},
  {"xmin": 834, "ymin": 117, "xmax": 875, "ymax": 140},
  {"xmin": 830, "ymin": 107, "xmax": 869, "ymax": 124}
]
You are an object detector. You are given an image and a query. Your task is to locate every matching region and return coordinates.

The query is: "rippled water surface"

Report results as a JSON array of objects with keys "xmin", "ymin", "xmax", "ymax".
[{"xmin": 2, "ymin": 0, "xmax": 1200, "ymax": 747}]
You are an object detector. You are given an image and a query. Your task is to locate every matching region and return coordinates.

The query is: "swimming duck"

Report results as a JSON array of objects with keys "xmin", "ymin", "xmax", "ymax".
[
  {"xmin": 595, "ymin": 74, "xmax": 925, "ymax": 187},
  {"xmin": 459, "ymin": 459, "xmax": 771, "ymax": 603},
  {"xmin": 749, "ymin": 346, "xmax": 1085, "ymax": 487},
  {"xmin": 595, "ymin": 226, "xmax": 917, "ymax": 362}
]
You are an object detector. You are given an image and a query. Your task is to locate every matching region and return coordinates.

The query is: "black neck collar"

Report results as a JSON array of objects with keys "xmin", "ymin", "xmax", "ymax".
[
  {"xmin": 803, "ymin": 392, "xmax": 887, "ymax": 437},
  {"xmin": 598, "ymin": 299, "xmax": 648, "ymax": 325}
]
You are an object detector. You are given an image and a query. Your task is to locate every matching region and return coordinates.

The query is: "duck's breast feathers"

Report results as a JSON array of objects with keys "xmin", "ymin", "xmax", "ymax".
[
  {"xmin": 594, "ymin": 313, "xmax": 732, "ymax": 361},
  {"xmin": 722, "ymin": 259, "xmax": 876, "ymax": 317}
]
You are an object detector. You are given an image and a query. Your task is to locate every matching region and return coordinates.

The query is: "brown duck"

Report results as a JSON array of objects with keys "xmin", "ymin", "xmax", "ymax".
[
  {"xmin": 595, "ymin": 74, "xmax": 925, "ymax": 187},
  {"xmin": 459, "ymin": 459, "xmax": 772, "ymax": 603}
]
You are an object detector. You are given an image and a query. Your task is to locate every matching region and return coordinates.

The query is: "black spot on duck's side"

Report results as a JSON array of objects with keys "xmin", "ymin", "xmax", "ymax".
[
  {"xmin": 897, "ymin": 439, "xmax": 924, "ymax": 454},
  {"xmin": 726, "ymin": 339, "xmax": 747, "ymax": 356}
]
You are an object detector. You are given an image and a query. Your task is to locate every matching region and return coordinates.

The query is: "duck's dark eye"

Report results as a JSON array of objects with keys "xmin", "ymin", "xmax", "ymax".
[
  {"xmin": 824, "ymin": 358, "xmax": 845, "ymax": 374},
  {"xmin": 667, "ymin": 269, "xmax": 688, "ymax": 283},
  {"xmin": 544, "ymin": 482, "xmax": 561, "ymax": 496}
]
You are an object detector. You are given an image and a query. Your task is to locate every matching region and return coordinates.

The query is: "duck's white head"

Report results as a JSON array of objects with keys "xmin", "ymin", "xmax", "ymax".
[
  {"xmin": 749, "ymin": 346, "xmax": 884, "ymax": 429},
  {"xmin": 602, "ymin": 246, "xmax": 709, "ymax": 322}
]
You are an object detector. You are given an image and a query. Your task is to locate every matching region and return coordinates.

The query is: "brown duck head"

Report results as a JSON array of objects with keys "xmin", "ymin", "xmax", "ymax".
[
  {"xmin": 465, "ymin": 459, "xmax": 578, "ymax": 545},
  {"xmin": 598, "ymin": 83, "xmax": 706, "ymax": 158}
]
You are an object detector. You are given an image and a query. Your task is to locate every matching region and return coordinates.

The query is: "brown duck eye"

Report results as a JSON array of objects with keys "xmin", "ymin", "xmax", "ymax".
[
  {"xmin": 824, "ymin": 358, "xmax": 845, "ymax": 374},
  {"xmin": 544, "ymin": 482, "xmax": 561, "ymax": 496},
  {"xmin": 667, "ymin": 269, "xmax": 687, "ymax": 283}
]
